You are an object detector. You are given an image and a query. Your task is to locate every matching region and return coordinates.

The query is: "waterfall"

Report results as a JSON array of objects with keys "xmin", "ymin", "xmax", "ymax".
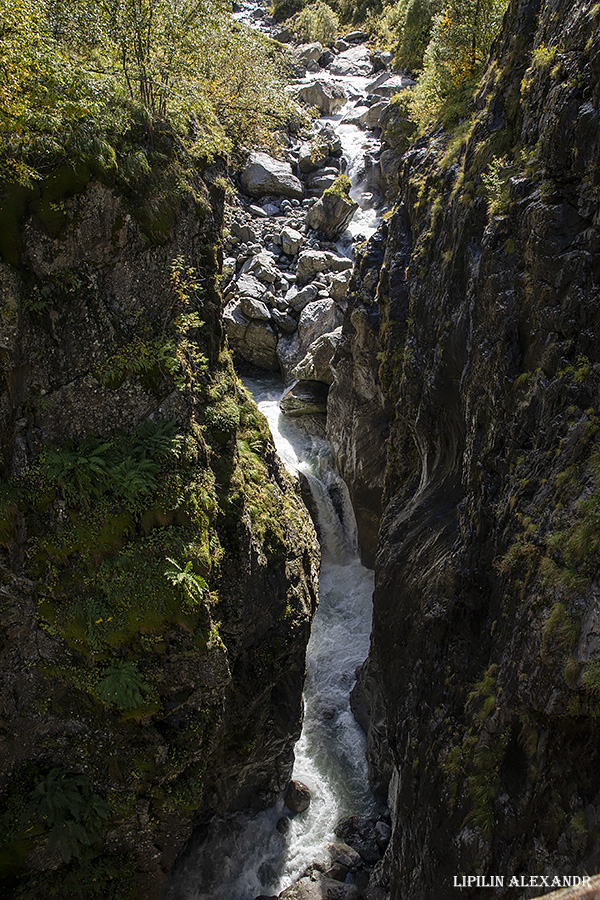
[{"xmin": 165, "ymin": 376, "xmax": 376, "ymax": 900}]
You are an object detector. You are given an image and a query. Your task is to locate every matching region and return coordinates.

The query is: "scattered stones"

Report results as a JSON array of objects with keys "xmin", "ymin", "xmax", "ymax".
[
  {"xmin": 240, "ymin": 152, "xmax": 304, "ymax": 200},
  {"xmin": 284, "ymin": 779, "xmax": 311, "ymax": 813}
]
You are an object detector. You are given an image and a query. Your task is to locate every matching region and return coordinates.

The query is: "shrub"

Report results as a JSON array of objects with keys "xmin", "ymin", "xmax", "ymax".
[{"xmin": 290, "ymin": 1, "xmax": 340, "ymax": 44}]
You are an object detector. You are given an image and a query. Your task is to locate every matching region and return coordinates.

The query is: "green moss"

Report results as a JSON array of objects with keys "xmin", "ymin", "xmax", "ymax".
[{"xmin": 322, "ymin": 174, "xmax": 352, "ymax": 200}]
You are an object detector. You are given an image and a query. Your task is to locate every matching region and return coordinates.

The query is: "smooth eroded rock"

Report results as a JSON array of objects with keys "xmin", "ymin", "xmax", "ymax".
[
  {"xmin": 293, "ymin": 81, "xmax": 347, "ymax": 115},
  {"xmin": 240, "ymin": 152, "xmax": 304, "ymax": 200},
  {"xmin": 284, "ymin": 779, "xmax": 311, "ymax": 812}
]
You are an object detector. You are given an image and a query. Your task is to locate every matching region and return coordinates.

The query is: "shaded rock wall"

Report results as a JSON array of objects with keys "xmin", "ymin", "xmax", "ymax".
[
  {"xmin": 0, "ymin": 141, "xmax": 319, "ymax": 899},
  {"xmin": 332, "ymin": 0, "xmax": 600, "ymax": 896}
]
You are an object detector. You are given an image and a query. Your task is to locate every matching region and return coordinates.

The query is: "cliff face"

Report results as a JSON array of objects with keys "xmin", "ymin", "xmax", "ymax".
[
  {"xmin": 0, "ymin": 139, "xmax": 319, "ymax": 899},
  {"xmin": 332, "ymin": 0, "xmax": 600, "ymax": 895}
]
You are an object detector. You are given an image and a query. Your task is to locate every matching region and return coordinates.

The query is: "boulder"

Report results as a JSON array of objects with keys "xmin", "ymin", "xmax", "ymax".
[
  {"xmin": 281, "ymin": 381, "xmax": 329, "ymax": 418},
  {"xmin": 231, "ymin": 220, "xmax": 257, "ymax": 243},
  {"xmin": 292, "ymin": 328, "xmax": 342, "ymax": 385},
  {"xmin": 328, "ymin": 271, "xmax": 351, "ymax": 301},
  {"xmin": 366, "ymin": 72, "xmax": 416, "ymax": 98},
  {"xmin": 344, "ymin": 30, "xmax": 369, "ymax": 42},
  {"xmin": 370, "ymin": 48, "xmax": 393, "ymax": 72},
  {"xmin": 293, "ymin": 81, "xmax": 347, "ymax": 115},
  {"xmin": 296, "ymin": 42, "xmax": 324, "ymax": 65},
  {"xmin": 280, "ymin": 226, "xmax": 304, "ymax": 256},
  {"xmin": 288, "ymin": 283, "xmax": 319, "ymax": 312},
  {"xmin": 334, "ymin": 38, "xmax": 349, "ymax": 53},
  {"xmin": 241, "ymin": 251, "xmax": 280, "ymax": 284},
  {"xmin": 341, "ymin": 106, "xmax": 370, "ymax": 128},
  {"xmin": 329, "ymin": 45, "xmax": 373, "ymax": 77},
  {"xmin": 366, "ymin": 100, "xmax": 390, "ymax": 130},
  {"xmin": 298, "ymin": 142, "xmax": 321, "ymax": 174},
  {"xmin": 240, "ymin": 152, "xmax": 304, "ymax": 200},
  {"xmin": 224, "ymin": 300, "xmax": 278, "ymax": 370},
  {"xmin": 278, "ymin": 873, "xmax": 361, "ymax": 899},
  {"xmin": 284, "ymin": 779, "xmax": 311, "ymax": 813},
  {"xmin": 306, "ymin": 172, "xmax": 338, "ymax": 196},
  {"xmin": 271, "ymin": 309, "xmax": 298, "ymax": 334},
  {"xmin": 306, "ymin": 191, "xmax": 358, "ymax": 239},
  {"xmin": 318, "ymin": 49, "xmax": 334, "ymax": 68},
  {"xmin": 327, "ymin": 842, "xmax": 362, "ymax": 871},
  {"xmin": 296, "ymin": 250, "xmax": 352, "ymax": 285},
  {"xmin": 240, "ymin": 296, "xmax": 271, "ymax": 322},
  {"xmin": 235, "ymin": 273, "xmax": 267, "ymax": 301}
]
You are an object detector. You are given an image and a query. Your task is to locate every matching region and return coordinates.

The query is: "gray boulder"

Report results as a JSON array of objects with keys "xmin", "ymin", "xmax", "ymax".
[
  {"xmin": 278, "ymin": 872, "xmax": 361, "ymax": 899},
  {"xmin": 367, "ymin": 71, "xmax": 416, "ymax": 97},
  {"xmin": 241, "ymin": 251, "xmax": 280, "ymax": 284},
  {"xmin": 240, "ymin": 152, "xmax": 304, "ymax": 200},
  {"xmin": 293, "ymin": 81, "xmax": 347, "ymax": 115},
  {"xmin": 235, "ymin": 273, "xmax": 267, "ymax": 301},
  {"xmin": 292, "ymin": 328, "xmax": 342, "ymax": 385},
  {"xmin": 306, "ymin": 191, "xmax": 358, "ymax": 239},
  {"xmin": 329, "ymin": 45, "xmax": 373, "ymax": 76},
  {"xmin": 366, "ymin": 100, "xmax": 390, "ymax": 130},
  {"xmin": 295, "ymin": 42, "xmax": 323, "ymax": 65},
  {"xmin": 288, "ymin": 282, "xmax": 319, "ymax": 312},
  {"xmin": 296, "ymin": 250, "xmax": 352, "ymax": 285},
  {"xmin": 280, "ymin": 226, "xmax": 304, "ymax": 256},
  {"xmin": 328, "ymin": 271, "xmax": 351, "ymax": 301},
  {"xmin": 271, "ymin": 309, "xmax": 298, "ymax": 334},
  {"xmin": 240, "ymin": 295, "xmax": 271, "ymax": 322},
  {"xmin": 224, "ymin": 300, "xmax": 278, "ymax": 370}
]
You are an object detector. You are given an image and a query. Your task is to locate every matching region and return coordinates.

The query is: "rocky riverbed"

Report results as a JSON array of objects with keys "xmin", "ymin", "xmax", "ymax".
[{"xmin": 222, "ymin": 3, "xmax": 414, "ymax": 420}]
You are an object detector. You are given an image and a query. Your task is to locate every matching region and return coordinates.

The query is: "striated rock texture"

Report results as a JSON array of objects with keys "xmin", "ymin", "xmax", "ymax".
[
  {"xmin": 0, "ymin": 139, "xmax": 319, "ymax": 899},
  {"xmin": 334, "ymin": 0, "xmax": 600, "ymax": 896}
]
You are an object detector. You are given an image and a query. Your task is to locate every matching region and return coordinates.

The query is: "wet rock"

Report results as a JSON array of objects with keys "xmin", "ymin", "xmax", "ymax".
[
  {"xmin": 278, "ymin": 874, "xmax": 361, "ymax": 900},
  {"xmin": 292, "ymin": 328, "xmax": 342, "ymax": 385},
  {"xmin": 341, "ymin": 106, "xmax": 370, "ymax": 128},
  {"xmin": 335, "ymin": 815, "xmax": 360, "ymax": 841},
  {"xmin": 293, "ymin": 81, "xmax": 347, "ymax": 116},
  {"xmin": 329, "ymin": 45, "xmax": 373, "ymax": 77},
  {"xmin": 318, "ymin": 49, "xmax": 334, "ymax": 68},
  {"xmin": 284, "ymin": 779, "xmax": 311, "ymax": 813},
  {"xmin": 240, "ymin": 296, "xmax": 271, "ymax": 322},
  {"xmin": 240, "ymin": 152, "xmax": 304, "ymax": 200},
  {"xmin": 327, "ymin": 842, "xmax": 362, "ymax": 871},
  {"xmin": 379, "ymin": 148, "xmax": 402, "ymax": 195},
  {"xmin": 374, "ymin": 821, "xmax": 391, "ymax": 850},
  {"xmin": 281, "ymin": 226, "xmax": 304, "ymax": 256},
  {"xmin": 344, "ymin": 30, "xmax": 369, "ymax": 42},
  {"xmin": 306, "ymin": 192, "xmax": 358, "ymax": 240},
  {"xmin": 281, "ymin": 381, "xmax": 329, "ymax": 418},
  {"xmin": 276, "ymin": 817, "xmax": 291, "ymax": 834}
]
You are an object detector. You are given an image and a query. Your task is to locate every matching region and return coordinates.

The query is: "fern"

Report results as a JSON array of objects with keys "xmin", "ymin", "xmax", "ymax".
[
  {"xmin": 30, "ymin": 768, "xmax": 108, "ymax": 863},
  {"xmin": 164, "ymin": 557, "xmax": 207, "ymax": 607},
  {"xmin": 96, "ymin": 662, "xmax": 149, "ymax": 710}
]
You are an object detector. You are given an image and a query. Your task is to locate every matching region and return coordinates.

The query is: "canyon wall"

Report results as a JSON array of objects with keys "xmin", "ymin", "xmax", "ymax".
[
  {"xmin": 0, "ymin": 136, "xmax": 319, "ymax": 899},
  {"xmin": 331, "ymin": 0, "xmax": 600, "ymax": 895}
]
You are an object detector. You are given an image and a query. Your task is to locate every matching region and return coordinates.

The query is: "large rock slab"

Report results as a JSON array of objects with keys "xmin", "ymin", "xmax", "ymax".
[
  {"xmin": 240, "ymin": 152, "xmax": 304, "ymax": 200},
  {"xmin": 292, "ymin": 328, "xmax": 342, "ymax": 385},
  {"xmin": 306, "ymin": 191, "xmax": 358, "ymax": 239},
  {"xmin": 293, "ymin": 81, "xmax": 347, "ymax": 115}
]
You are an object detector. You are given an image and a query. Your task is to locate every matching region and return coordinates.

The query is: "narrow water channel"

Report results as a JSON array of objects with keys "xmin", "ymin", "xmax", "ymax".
[{"xmin": 165, "ymin": 377, "xmax": 376, "ymax": 899}]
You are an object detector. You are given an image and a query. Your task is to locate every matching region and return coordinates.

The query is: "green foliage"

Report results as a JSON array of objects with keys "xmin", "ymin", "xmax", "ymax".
[
  {"xmin": 290, "ymin": 1, "xmax": 340, "ymax": 43},
  {"xmin": 1, "ymin": 0, "xmax": 297, "ymax": 184},
  {"xmin": 323, "ymin": 173, "xmax": 352, "ymax": 198},
  {"xmin": 164, "ymin": 558, "xmax": 208, "ymax": 607},
  {"xmin": 581, "ymin": 659, "xmax": 600, "ymax": 698},
  {"xmin": 271, "ymin": 0, "xmax": 304, "ymax": 22},
  {"xmin": 95, "ymin": 662, "xmax": 150, "ymax": 709},
  {"xmin": 481, "ymin": 154, "xmax": 513, "ymax": 215},
  {"xmin": 29, "ymin": 768, "xmax": 108, "ymax": 863},
  {"xmin": 541, "ymin": 603, "xmax": 579, "ymax": 661},
  {"xmin": 409, "ymin": 0, "xmax": 508, "ymax": 127}
]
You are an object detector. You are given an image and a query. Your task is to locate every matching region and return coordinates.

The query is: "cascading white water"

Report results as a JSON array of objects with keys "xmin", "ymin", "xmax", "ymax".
[{"xmin": 165, "ymin": 377, "xmax": 376, "ymax": 900}]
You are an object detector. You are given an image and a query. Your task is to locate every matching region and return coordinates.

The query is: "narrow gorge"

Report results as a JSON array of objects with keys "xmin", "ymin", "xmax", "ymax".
[{"xmin": 1, "ymin": 0, "xmax": 600, "ymax": 899}]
